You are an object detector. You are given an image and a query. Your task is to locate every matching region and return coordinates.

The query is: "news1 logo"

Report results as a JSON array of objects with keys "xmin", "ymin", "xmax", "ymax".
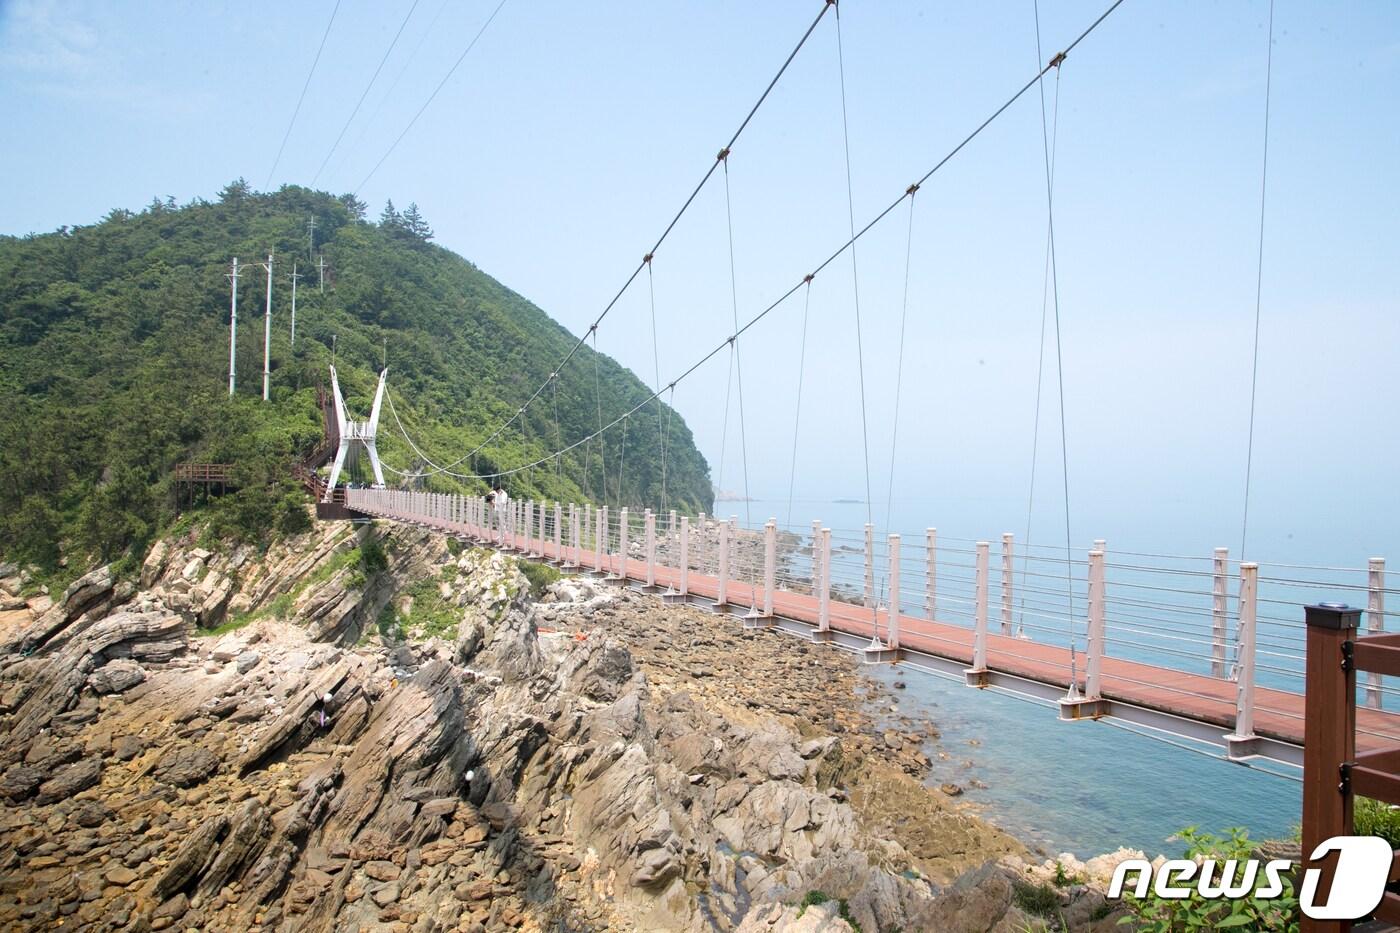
[{"xmin": 1108, "ymin": 836, "xmax": 1394, "ymax": 920}]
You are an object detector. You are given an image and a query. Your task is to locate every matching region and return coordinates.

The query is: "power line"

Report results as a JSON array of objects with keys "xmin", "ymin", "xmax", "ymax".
[
  {"xmin": 385, "ymin": 0, "xmax": 837, "ymax": 479},
  {"xmin": 312, "ymin": 0, "xmax": 423, "ymax": 188},
  {"xmin": 266, "ymin": 0, "xmax": 343, "ymax": 189},
  {"xmin": 353, "ymin": 0, "xmax": 511, "ymax": 194},
  {"xmin": 380, "ymin": 0, "xmax": 1129, "ymax": 483}
]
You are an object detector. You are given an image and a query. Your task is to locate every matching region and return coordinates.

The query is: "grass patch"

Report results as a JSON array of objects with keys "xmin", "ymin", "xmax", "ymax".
[
  {"xmin": 794, "ymin": 891, "xmax": 861, "ymax": 931},
  {"xmin": 200, "ymin": 612, "xmax": 255, "ymax": 638},
  {"xmin": 518, "ymin": 559, "xmax": 560, "ymax": 599},
  {"xmin": 1012, "ymin": 880, "xmax": 1061, "ymax": 918}
]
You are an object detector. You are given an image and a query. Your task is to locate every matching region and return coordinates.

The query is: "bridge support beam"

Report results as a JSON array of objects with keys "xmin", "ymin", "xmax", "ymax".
[{"xmin": 965, "ymin": 541, "xmax": 990, "ymax": 687}]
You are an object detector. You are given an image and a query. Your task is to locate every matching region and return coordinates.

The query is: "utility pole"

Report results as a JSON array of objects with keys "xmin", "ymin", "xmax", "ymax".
[
  {"xmin": 289, "ymin": 262, "xmax": 302, "ymax": 351},
  {"xmin": 317, "ymin": 255, "xmax": 325, "ymax": 293},
  {"xmin": 226, "ymin": 258, "xmax": 239, "ymax": 396},
  {"xmin": 261, "ymin": 253, "xmax": 273, "ymax": 401},
  {"xmin": 307, "ymin": 216, "xmax": 317, "ymax": 263}
]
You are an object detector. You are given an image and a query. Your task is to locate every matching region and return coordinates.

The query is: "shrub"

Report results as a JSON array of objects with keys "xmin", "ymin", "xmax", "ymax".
[
  {"xmin": 1116, "ymin": 826, "xmax": 1299, "ymax": 932},
  {"xmin": 518, "ymin": 560, "xmax": 560, "ymax": 599}
]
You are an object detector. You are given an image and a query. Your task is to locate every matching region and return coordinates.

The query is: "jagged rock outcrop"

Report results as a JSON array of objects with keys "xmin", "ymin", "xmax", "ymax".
[{"xmin": 0, "ymin": 517, "xmax": 1067, "ymax": 932}]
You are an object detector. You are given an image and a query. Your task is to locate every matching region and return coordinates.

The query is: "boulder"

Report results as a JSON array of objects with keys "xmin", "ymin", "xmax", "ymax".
[{"xmin": 87, "ymin": 659, "xmax": 146, "ymax": 694}]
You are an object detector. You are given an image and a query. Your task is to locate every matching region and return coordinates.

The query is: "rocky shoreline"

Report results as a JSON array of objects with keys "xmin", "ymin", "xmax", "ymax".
[{"xmin": 0, "ymin": 517, "xmax": 1129, "ymax": 932}]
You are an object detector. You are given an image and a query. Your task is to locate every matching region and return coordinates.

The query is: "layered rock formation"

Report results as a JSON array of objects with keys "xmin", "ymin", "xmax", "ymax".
[{"xmin": 0, "ymin": 518, "xmax": 1106, "ymax": 932}]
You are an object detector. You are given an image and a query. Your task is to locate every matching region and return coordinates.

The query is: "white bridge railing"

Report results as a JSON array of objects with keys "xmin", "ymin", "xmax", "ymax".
[{"xmin": 345, "ymin": 487, "xmax": 1400, "ymax": 764}]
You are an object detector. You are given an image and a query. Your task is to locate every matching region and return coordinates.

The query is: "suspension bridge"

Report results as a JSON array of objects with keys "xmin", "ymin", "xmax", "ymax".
[{"xmin": 264, "ymin": 0, "xmax": 1400, "ymax": 801}]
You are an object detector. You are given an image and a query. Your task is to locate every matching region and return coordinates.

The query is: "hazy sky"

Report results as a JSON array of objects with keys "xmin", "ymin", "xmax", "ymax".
[{"xmin": 2, "ymin": 0, "xmax": 1398, "ymax": 564}]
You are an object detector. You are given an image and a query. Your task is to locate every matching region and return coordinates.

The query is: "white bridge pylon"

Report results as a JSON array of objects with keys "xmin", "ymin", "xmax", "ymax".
[{"xmin": 324, "ymin": 365, "xmax": 387, "ymax": 501}]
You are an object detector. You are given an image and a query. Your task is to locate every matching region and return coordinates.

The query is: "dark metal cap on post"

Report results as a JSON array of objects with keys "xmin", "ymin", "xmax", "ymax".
[{"xmin": 1304, "ymin": 602, "xmax": 1363, "ymax": 630}]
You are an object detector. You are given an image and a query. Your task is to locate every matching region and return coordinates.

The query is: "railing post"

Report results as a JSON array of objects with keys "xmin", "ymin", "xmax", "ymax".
[
  {"xmin": 524, "ymin": 501, "xmax": 534, "ymax": 554},
  {"xmin": 818, "ymin": 527, "xmax": 832, "ymax": 635},
  {"xmin": 966, "ymin": 541, "xmax": 989, "ymax": 685},
  {"xmin": 1094, "ymin": 538, "xmax": 1107, "ymax": 651},
  {"xmin": 645, "ymin": 509, "xmax": 656, "ymax": 587},
  {"xmin": 1301, "ymin": 602, "xmax": 1361, "ymax": 933},
  {"xmin": 696, "ymin": 512, "xmax": 707, "ymax": 577},
  {"xmin": 596, "ymin": 506, "xmax": 607, "ymax": 574},
  {"xmin": 763, "ymin": 519, "xmax": 776, "ymax": 617},
  {"xmin": 1209, "ymin": 546, "xmax": 1232, "ymax": 675},
  {"xmin": 717, "ymin": 519, "xmax": 730, "ymax": 606},
  {"xmin": 811, "ymin": 520, "xmax": 823, "ymax": 597},
  {"xmin": 1225, "ymin": 562, "xmax": 1261, "ymax": 759},
  {"xmin": 887, "ymin": 533, "xmax": 901, "ymax": 649},
  {"xmin": 1001, "ymin": 532, "xmax": 1014, "ymax": 635},
  {"xmin": 568, "ymin": 504, "xmax": 580, "ymax": 568},
  {"xmin": 679, "ymin": 516, "xmax": 691, "ymax": 596},
  {"xmin": 1368, "ymin": 557, "xmax": 1386, "ymax": 709},
  {"xmin": 864, "ymin": 523, "xmax": 875, "ymax": 608},
  {"xmin": 926, "ymin": 528, "xmax": 936, "ymax": 620},
  {"xmin": 553, "ymin": 503, "xmax": 562, "ymax": 562},
  {"xmin": 1086, "ymin": 548, "xmax": 1105, "ymax": 701},
  {"xmin": 613, "ymin": 507, "xmax": 629, "ymax": 580}
]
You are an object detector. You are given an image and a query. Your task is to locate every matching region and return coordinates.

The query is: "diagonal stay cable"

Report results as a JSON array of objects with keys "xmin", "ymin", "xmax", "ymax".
[
  {"xmin": 389, "ymin": 0, "xmax": 836, "ymax": 478},
  {"xmin": 383, "ymin": 0, "xmax": 1129, "ymax": 481}
]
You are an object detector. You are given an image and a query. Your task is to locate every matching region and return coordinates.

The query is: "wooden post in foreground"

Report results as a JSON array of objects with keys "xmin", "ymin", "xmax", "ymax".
[{"xmin": 1300, "ymin": 602, "xmax": 1361, "ymax": 933}]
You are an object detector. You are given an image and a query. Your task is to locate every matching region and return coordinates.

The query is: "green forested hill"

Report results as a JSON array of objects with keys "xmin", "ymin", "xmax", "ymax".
[{"xmin": 0, "ymin": 182, "xmax": 711, "ymax": 576}]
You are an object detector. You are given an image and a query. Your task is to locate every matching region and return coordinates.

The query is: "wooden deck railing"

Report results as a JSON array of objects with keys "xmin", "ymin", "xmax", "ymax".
[
  {"xmin": 173, "ymin": 463, "xmax": 234, "ymax": 484},
  {"xmin": 1301, "ymin": 603, "xmax": 1400, "ymax": 931}
]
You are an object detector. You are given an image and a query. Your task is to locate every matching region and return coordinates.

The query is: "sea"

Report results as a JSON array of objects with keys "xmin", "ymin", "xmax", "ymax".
[{"xmin": 698, "ymin": 493, "xmax": 1392, "ymax": 859}]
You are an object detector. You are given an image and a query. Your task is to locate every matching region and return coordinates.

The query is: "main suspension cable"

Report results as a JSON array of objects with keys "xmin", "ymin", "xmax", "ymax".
[
  {"xmin": 388, "ymin": 1, "xmax": 836, "ymax": 479},
  {"xmin": 380, "ymin": 0, "xmax": 1128, "ymax": 483}
]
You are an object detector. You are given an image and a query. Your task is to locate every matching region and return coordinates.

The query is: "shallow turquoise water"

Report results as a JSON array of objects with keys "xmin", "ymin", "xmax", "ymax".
[{"xmin": 860, "ymin": 662, "xmax": 1300, "ymax": 859}]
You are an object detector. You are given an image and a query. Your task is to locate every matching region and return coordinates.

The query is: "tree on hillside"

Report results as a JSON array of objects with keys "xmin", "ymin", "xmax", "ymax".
[
  {"xmin": 401, "ymin": 203, "xmax": 433, "ymax": 242},
  {"xmin": 219, "ymin": 179, "xmax": 251, "ymax": 203},
  {"xmin": 340, "ymin": 193, "xmax": 367, "ymax": 221},
  {"xmin": 379, "ymin": 199, "xmax": 400, "ymax": 228}
]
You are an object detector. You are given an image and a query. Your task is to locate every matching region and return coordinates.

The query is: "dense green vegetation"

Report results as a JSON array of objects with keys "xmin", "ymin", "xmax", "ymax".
[
  {"xmin": 1117, "ymin": 826, "xmax": 1299, "ymax": 932},
  {"xmin": 0, "ymin": 182, "xmax": 711, "ymax": 580}
]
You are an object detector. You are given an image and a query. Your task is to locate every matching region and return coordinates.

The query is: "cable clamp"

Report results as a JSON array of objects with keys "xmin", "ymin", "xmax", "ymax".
[
  {"xmin": 728, "ymin": 336, "xmax": 737, "ymax": 346},
  {"xmin": 1341, "ymin": 639, "xmax": 1355, "ymax": 672},
  {"xmin": 906, "ymin": 183, "xmax": 920, "ymax": 196},
  {"xmin": 1049, "ymin": 51, "xmax": 1067, "ymax": 69},
  {"xmin": 803, "ymin": 273, "xmax": 815, "ymax": 284},
  {"xmin": 1340, "ymin": 761, "xmax": 1353, "ymax": 796},
  {"xmin": 589, "ymin": 324, "xmax": 598, "ymax": 335},
  {"xmin": 717, "ymin": 147, "xmax": 730, "ymax": 162},
  {"xmin": 643, "ymin": 252, "xmax": 653, "ymax": 265}
]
